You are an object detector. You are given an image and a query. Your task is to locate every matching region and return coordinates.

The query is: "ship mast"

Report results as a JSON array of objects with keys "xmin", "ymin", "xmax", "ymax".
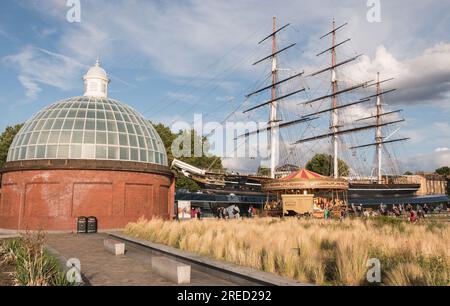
[
  {"xmin": 331, "ymin": 20, "xmax": 339, "ymax": 179},
  {"xmin": 375, "ymin": 72, "xmax": 383, "ymax": 183},
  {"xmin": 350, "ymin": 74, "xmax": 409, "ymax": 181},
  {"xmin": 270, "ymin": 16, "xmax": 279, "ymax": 179},
  {"xmin": 318, "ymin": 20, "xmax": 351, "ymax": 178},
  {"xmin": 240, "ymin": 19, "xmax": 407, "ymax": 180},
  {"xmin": 292, "ymin": 20, "xmax": 407, "ymax": 179},
  {"xmin": 241, "ymin": 17, "xmax": 310, "ymax": 179}
]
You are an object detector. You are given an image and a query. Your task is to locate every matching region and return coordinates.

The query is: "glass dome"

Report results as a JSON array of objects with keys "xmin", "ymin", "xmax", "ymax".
[{"xmin": 7, "ymin": 96, "xmax": 168, "ymax": 166}]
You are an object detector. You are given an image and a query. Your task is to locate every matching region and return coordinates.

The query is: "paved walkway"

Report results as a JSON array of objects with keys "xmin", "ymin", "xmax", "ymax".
[
  {"xmin": 46, "ymin": 233, "xmax": 239, "ymax": 286},
  {"xmin": 0, "ymin": 230, "xmax": 19, "ymax": 240}
]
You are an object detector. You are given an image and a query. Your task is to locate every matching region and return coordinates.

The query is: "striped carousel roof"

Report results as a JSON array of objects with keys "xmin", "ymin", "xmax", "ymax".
[
  {"xmin": 281, "ymin": 169, "xmax": 325, "ymax": 180},
  {"xmin": 263, "ymin": 169, "xmax": 349, "ymax": 191}
]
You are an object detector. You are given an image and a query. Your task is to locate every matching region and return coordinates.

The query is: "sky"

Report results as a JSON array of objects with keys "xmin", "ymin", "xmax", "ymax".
[{"xmin": 0, "ymin": 0, "xmax": 449, "ymax": 174}]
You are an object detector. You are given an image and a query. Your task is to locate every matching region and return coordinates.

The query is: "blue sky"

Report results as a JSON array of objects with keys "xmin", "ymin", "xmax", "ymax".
[{"xmin": 0, "ymin": 0, "xmax": 449, "ymax": 173}]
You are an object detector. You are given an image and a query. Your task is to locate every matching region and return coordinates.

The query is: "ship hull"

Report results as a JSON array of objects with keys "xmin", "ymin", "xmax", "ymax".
[{"xmin": 348, "ymin": 183, "xmax": 421, "ymax": 199}]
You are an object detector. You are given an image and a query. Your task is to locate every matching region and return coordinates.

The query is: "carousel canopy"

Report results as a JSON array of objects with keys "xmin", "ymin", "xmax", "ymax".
[
  {"xmin": 281, "ymin": 169, "xmax": 324, "ymax": 180},
  {"xmin": 263, "ymin": 169, "xmax": 349, "ymax": 191}
]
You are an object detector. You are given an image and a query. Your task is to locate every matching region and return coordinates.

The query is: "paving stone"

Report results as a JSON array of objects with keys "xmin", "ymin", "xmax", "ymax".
[{"xmin": 45, "ymin": 233, "xmax": 239, "ymax": 286}]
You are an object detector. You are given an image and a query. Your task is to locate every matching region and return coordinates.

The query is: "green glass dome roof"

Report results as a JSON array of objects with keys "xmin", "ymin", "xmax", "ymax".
[{"xmin": 7, "ymin": 96, "xmax": 168, "ymax": 166}]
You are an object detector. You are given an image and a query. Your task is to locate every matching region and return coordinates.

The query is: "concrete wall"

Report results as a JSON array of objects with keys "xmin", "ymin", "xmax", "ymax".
[
  {"xmin": 0, "ymin": 169, "xmax": 174, "ymax": 231},
  {"xmin": 447, "ymin": 177, "xmax": 450, "ymax": 196}
]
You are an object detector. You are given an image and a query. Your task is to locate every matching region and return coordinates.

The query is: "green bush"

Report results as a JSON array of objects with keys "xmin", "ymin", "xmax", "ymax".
[{"xmin": 0, "ymin": 233, "xmax": 76, "ymax": 286}]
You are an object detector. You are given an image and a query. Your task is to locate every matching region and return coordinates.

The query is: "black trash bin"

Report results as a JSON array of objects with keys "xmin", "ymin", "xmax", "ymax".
[
  {"xmin": 87, "ymin": 216, "xmax": 98, "ymax": 233},
  {"xmin": 77, "ymin": 217, "xmax": 88, "ymax": 234}
]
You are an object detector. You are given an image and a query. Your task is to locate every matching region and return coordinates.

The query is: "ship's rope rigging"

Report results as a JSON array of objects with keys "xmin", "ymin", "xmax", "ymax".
[
  {"xmin": 238, "ymin": 20, "xmax": 407, "ymax": 179},
  {"xmin": 141, "ymin": 27, "xmax": 265, "ymax": 120},
  {"xmin": 156, "ymin": 18, "xmax": 408, "ymax": 178}
]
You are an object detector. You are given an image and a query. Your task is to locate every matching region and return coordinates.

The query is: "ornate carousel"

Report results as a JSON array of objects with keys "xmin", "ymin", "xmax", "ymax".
[{"xmin": 262, "ymin": 169, "xmax": 349, "ymax": 218}]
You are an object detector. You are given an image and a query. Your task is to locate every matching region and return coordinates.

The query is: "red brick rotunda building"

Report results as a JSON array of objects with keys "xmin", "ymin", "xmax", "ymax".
[{"xmin": 0, "ymin": 61, "xmax": 174, "ymax": 231}]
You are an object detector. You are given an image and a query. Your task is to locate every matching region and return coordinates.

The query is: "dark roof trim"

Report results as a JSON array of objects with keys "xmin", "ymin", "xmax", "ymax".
[{"xmin": 1, "ymin": 159, "xmax": 173, "ymax": 177}]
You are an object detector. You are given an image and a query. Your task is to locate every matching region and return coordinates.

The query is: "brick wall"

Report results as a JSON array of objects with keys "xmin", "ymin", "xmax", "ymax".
[{"xmin": 0, "ymin": 169, "xmax": 174, "ymax": 231}]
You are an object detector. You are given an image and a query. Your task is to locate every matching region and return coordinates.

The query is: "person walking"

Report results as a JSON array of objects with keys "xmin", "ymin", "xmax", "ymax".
[
  {"xmin": 393, "ymin": 205, "xmax": 400, "ymax": 217},
  {"xmin": 409, "ymin": 210, "xmax": 417, "ymax": 223},
  {"xmin": 196, "ymin": 207, "xmax": 202, "ymax": 220},
  {"xmin": 417, "ymin": 207, "xmax": 425, "ymax": 219},
  {"xmin": 223, "ymin": 207, "xmax": 228, "ymax": 220},
  {"xmin": 233, "ymin": 205, "xmax": 241, "ymax": 219},
  {"xmin": 357, "ymin": 204, "xmax": 363, "ymax": 217},
  {"xmin": 406, "ymin": 203, "xmax": 413, "ymax": 212},
  {"xmin": 248, "ymin": 206, "xmax": 254, "ymax": 218}
]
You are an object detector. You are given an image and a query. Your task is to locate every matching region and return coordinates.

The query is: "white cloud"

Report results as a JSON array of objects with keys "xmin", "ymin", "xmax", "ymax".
[
  {"xmin": 3, "ymin": 46, "xmax": 86, "ymax": 100},
  {"xmin": 436, "ymin": 147, "xmax": 450, "ymax": 153},
  {"xmin": 216, "ymin": 96, "xmax": 236, "ymax": 102},
  {"xmin": 343, "ymin": 43, "xmax": 450, "ymax": 107},
  {"xmin": 166, "ymin": 92, "xmax": 196, "ymax": 102},
  {"xmin": 7, "ymin": 1, "xmax": 450, "ymax": 104},
  {"xmin": 17, "ymin": 75, "xmax": 41, "ymax": 99},
  {"xmin": 222, "ymin": 157, "xmax": 262, "ymax": 173},
  {"xmin": 3, "ymin": 0, "xmax": 449, "ymax": 174},
  {"xmin": 402, "ymin": 149, "xmax": 450, "ymax": 172}
]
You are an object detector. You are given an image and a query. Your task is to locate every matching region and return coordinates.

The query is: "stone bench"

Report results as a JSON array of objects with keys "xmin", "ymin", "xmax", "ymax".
[
  {"xmin": 151, "ymin": 256, "xmax": 191, "ymax": 284},
  {"xmin": 103, "ymin": 239, "xmax": 126, "ymax": 255}
]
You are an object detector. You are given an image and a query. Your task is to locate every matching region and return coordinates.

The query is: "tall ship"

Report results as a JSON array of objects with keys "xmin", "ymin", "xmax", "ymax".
[{"xmin": 172, "ymin": 17, "xmax": 434, "ymax": 206}]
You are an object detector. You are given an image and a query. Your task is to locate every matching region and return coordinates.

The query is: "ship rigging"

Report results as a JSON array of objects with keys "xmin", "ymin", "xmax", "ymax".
[
  {"xmin": 238, "ymin": 18, "xmax": 408, "ymax": 182},
  {"xmin": 172, "ymin": 17, "xmax": 416, "ymax": 197}
]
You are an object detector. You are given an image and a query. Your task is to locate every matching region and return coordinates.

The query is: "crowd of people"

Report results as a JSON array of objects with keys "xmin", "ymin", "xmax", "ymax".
[
  {"xmin": 314, "ymin": 197, "xmax": 346, "ymax": 211},
  {"xmin": 190, "ymin": 207, "xmax": 203, "ymax": 220},
  {"xmin": 350, "ymin": 203, "xmax": 447, "ymax": 222},
  {"xmin": 215, "ymin": 205, "xmax": 243, "ymax": 220},
  {"xmin": 187, "ymin": 201, "xmax": 448, "ymax": 222}
]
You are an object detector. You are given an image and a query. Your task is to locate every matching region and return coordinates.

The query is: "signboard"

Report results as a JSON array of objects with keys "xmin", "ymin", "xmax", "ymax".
[
  {"xmin": 281, "ymin": 194, "xmax": 314, "ymax": 214},
  {"xmin": 177, "ymin": 201, "xmax": 191, "ymax": 220}
]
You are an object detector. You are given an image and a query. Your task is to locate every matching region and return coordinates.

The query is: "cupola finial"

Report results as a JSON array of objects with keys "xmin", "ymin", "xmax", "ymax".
[{"xmin": 83, "ymin": 59, "xmax": 110, "ymax": 98}]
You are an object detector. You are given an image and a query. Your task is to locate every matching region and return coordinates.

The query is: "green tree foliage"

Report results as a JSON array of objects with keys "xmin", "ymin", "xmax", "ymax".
[
  {"xmin": 435, "ymin": 166, "xmax": 450, "ymax": 176},
  {"xmin": 404, "ymin": 171, "xmax": 414, "ymax": 175},
  {"xmin": 305, "ymin": 153, "xmax": 349, "ymax": 177},
  {"xmin": 0, "ymin": 124, "xmax": 23, "ymax": 168},
  {"xmin": 153, "ymin": 123, "xmax": 177, "ymax": 160},
  {"xmin": 257, "ymin": 166, "xmax": 270, "ymax": 177},
  {"xmin": 152, "ymin": 123, "xmax": 223, "ymax": 191}
]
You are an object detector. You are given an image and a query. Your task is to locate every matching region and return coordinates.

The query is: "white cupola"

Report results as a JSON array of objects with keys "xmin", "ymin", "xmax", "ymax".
[{"xmin": 83, "ymin": 59, "xmax": 110, "ymax": 98}]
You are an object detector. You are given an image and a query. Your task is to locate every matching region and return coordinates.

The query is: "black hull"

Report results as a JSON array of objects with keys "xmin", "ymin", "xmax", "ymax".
[
  {"xmin": 349, "ymin": 183, "xmax": 420, "ymax": 199},
  {"xmin": 198, "ymin": 178, "xmax": 422, "ymax": 199}
]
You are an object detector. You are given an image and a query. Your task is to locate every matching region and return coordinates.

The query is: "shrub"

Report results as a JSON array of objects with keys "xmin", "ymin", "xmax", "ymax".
[
  {"xmin": 124, "ymin": 218, "xmax": 449, "ymax": 286},
  {"xmin": 0, "ymin": 232, "xmax": 76, "ymax": 286}
]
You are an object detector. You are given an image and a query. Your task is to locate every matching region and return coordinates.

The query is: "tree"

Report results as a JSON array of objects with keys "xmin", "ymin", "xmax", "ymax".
[
  {"xmin": 152, "ymin": 123, "xmax": 224, "ymax": 191},
  {"xmin": 435, "ymin": 166, "xmax": 450, "ymax": 176},
  {"xmin": 0, "ymin": 124, "xmax": 23, "ymax": 168},
  {"xmin": 305, "ymin": 153, "xmax": 349, "ymax": 177},
  {"xmin": 404, "ymin": 171, "xmax": 413, "ymax": 175},
  {"xmin": 257, "ymin": 166, "xmax": 270, "ymax": 177},
  {"xmin": 153, "ymin": 123, "xmax": 177, "ymax": 160},
  {"xmin": 173, "ymin": 129, "xmax": 223, "ymax": 171}
]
